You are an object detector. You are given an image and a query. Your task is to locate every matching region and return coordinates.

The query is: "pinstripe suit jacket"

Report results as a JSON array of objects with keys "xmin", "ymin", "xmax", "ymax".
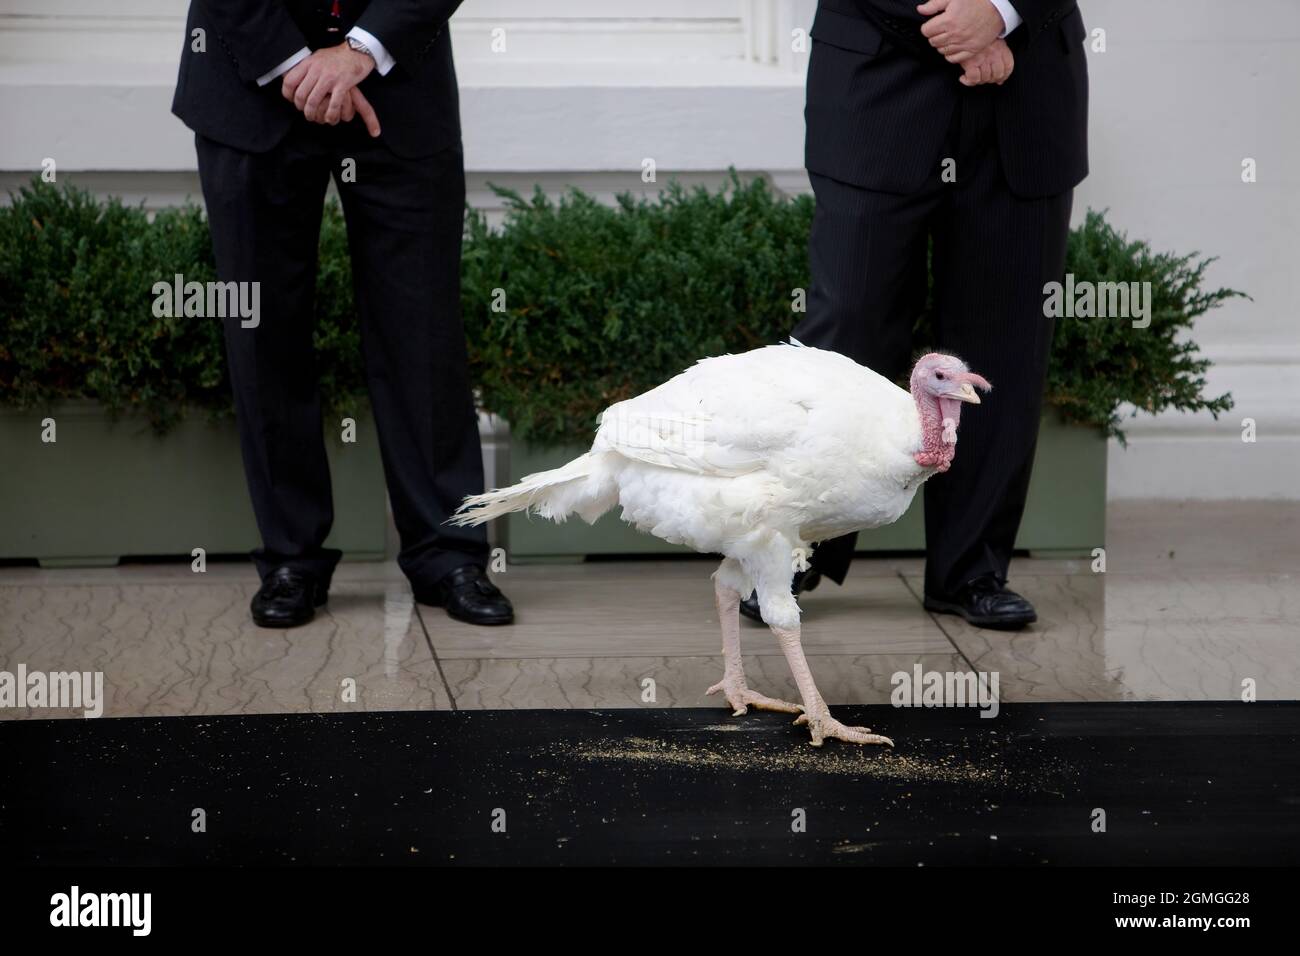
[{"xmin": 805, "ymin": 0, "xmax": 1088, "ymax": 199}]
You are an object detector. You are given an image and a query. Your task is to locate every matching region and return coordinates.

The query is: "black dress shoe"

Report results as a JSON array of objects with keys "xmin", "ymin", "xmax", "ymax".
[
  {"xmin": 414, "ymin": 564, "xmax": 514, "ymax": 626},
  {"xmin": 738, "ymin": 568, "xmax": 823, "ymax": 625},
  {"xmin": 924, "ymin": 575, "xmax": 1037, "ymax": 630},
  {"xmin": 250, "ymin": 566, "xmax": 328, "ymax": 629}
]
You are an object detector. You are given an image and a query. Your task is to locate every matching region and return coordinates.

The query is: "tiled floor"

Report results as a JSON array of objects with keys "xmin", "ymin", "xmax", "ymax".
[{"xmin": 1, "ymin": 501, "xmax": 1296, "ymax": 718}]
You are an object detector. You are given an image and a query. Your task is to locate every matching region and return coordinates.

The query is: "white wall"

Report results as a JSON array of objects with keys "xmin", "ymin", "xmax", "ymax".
[
  {"xmin": 1, "ymin": 0, "xmax": 1296, "ymax": 498},
  {"xmin": 1071, "ymin": 0, "xmax": 1300, "ymax": 499},
  {"xmin": 0, "ymin": 1, "xmax": 811, "ymax": 204}
]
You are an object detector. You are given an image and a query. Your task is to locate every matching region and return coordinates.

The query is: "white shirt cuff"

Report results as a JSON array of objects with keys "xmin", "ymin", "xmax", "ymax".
[
  {"xmin": 256, "ymin": 46, "xmax": 310, "ymax": 87},
  {"xmin": 347, "ymin": 26, "xmax": 395, "ymax": 76},
  {"xmin": 987, "ymin": 0, "xmax": 1023, "ymax": 37}
]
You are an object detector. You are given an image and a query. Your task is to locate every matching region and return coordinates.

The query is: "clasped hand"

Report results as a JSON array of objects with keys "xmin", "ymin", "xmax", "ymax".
[
  {"xmin": 281, "ymin": 44, "xmax": 382, "ymax": 137},
  {"xmin": 917, "ymin": 0, "xmax": 1015, "ymax": 87}
]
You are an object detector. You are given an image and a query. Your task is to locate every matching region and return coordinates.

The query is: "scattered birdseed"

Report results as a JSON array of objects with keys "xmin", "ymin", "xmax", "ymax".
[
  {"xmin": 680, "ymin": 724, "xmax": 747, "ymax": 733},
  {"xmin": 549, "ymin": 735, "xmax": 1057, "ymax": 789}
]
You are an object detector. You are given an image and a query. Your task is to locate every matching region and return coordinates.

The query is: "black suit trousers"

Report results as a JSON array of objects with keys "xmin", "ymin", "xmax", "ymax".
[
  {"xmin": 195, "ymin": 118, "xmax": 488, "ymax": 587},
  {"xmin": 794, "ymin": 88, "xmax": 1072, "ymax": 597}
]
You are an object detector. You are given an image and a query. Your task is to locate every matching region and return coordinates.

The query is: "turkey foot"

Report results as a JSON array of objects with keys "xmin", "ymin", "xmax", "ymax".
[
  {"xmin": 795, "ymin": 708, "xmax": 894, "ymax": 748},
  {"xmin": 772, "ymin": 622, "xmax": 895, "ymax": 747},
  {"xmin": 707, "ymin": 677, "xmax": 803, "ymax": 716},
  {"xmin": 710, "ymin": 579, "xmax": 801, "ymax": 715}
]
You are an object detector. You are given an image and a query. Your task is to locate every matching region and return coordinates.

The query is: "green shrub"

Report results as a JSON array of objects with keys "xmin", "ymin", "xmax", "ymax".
[
  {"xmin": 0, "ymin": 180, "xmax": 364, "ymax": 432},
  {"xmin": 0, "ymin": 183, "xmax": 221, "ymax": 432},
  {"xmin": 461, "ymin": 177, "xmax": 812, "ymax": 443},
  {"xmin": 1047, "ymin": 210, "xmax": 1240, "ymax": 443},
  {"xmin": 1, "ymin": 176, "xmax": 1241, "ymax": 446}
]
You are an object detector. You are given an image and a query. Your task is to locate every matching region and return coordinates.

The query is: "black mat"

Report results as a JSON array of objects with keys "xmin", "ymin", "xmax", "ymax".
[{"xmin": 2, "ymin": 703, "xmax": 1297, "ymax": 865}]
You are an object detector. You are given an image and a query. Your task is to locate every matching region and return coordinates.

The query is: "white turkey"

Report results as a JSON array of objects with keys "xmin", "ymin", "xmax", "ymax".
[{"xmin": 451, "ymin": 344, "xmax": 991, "ymax": 746}]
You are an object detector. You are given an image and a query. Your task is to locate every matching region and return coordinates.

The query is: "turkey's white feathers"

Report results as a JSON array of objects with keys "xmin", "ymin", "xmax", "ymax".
[
  {"xmin": 450, "ymin": 452, "xmax": 616, "ymax": 527},
  {"xmin": 453, "ymin": 345, "xmax": 936, "ymax": 589},
  {"xmin": 597, "ymin": 344, "xmax": 918, "ymax": 481}
]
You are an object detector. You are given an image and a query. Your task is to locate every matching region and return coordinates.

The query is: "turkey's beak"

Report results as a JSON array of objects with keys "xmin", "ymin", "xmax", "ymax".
[{"xmin": 951, "ymin": 371, "xmax": 991, "ymax": 403}]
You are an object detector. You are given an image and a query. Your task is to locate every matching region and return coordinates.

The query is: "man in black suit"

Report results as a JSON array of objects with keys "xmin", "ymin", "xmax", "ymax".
[
  {"xmin": 173, "ymin": 1, "xmax": 513, "ymax": 628},
  {"xmin": 742, "ymin": 0, "xmax": 1088, "ymax": 629}
]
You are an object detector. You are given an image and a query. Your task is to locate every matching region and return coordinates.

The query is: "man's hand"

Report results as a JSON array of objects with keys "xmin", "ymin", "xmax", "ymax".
[
  {"xmin": 956, "ymin": 37, "xmax": 1014, "ymax": 86},
  {"xmin": 918, "ymin": 0, "xmax": 1006, "ymax": 63},
  {"xmin": 282, "ymin": 44, "xmax": 376, "ymax": 129},
  {"xmin": 339, "ymin": 87, "xmax": 382, "ymax": 137}
]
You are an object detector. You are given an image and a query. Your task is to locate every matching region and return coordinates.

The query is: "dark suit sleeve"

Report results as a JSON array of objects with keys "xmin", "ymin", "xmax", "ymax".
[
  {"xmin": 195, "ymin": 0, "xmax": 308, "ymax": 84},
  {"xmin": 354, "ymin": 1, "xmax": 466, "ymax": 69},
  {"xmin": 1003, "ymin": 0, "xmax": 1080, "ymax": 42},
  {"xmin": 848, "ymin": 0, "xmax": 1078, "ymax": 57},
  {"xmin": 846, "ymin": 0, "xmax": 934, "ymax": 55}
]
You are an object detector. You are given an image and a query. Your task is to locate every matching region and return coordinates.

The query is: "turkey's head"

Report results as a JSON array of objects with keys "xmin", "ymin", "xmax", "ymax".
[{"xmin": 910, "ymin": 353, "xmax": 992, "ymax": 473}]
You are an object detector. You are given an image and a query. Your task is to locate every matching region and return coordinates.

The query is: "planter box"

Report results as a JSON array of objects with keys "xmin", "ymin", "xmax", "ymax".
[
  {"xmin": 505, "ymin": 409, "xmax": 1106, "ymax": 561},
  {"xmin": 0, "ymin": 403, "xmax": 387, "ymax": 567}
]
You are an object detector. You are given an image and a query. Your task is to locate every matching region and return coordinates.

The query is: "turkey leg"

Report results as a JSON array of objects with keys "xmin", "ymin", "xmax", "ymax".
[
  {"xmin": 706, "ymin": 581, "xmax": 803, "ymax": 716},
  {"xmin": 773, "ymin": 624, "xmax": 894, "ymax": 747}
]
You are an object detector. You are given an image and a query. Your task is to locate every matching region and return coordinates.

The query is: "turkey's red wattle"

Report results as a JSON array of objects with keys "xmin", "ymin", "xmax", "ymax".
[{"xmin": 913, "ymin": 389, "xmax": 959, "ymax": 472}]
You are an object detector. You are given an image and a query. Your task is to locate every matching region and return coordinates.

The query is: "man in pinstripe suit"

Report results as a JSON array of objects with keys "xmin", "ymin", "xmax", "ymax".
[
  {"xmin": 172, "ymin": 0, "xmax": 515, "ymax": 628},
  {"xmin": 741, "ymin": 0, "xmax": 1088, "ymax": 630}
]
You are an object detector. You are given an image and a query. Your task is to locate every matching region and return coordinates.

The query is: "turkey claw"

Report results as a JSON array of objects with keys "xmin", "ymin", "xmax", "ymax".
[
  {"xmin": 707, "ymin": 679, "xmax": 804, "ymax": 716},
  {"xmin": 795, "ymin": 711, "xmax": 894, "ymax": 747}
]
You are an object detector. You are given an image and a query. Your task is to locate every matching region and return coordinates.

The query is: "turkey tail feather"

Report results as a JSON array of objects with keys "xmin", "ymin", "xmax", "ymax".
[{"xmin": 450, "ymin": 452, "xmax": 618, "ymax": 527}]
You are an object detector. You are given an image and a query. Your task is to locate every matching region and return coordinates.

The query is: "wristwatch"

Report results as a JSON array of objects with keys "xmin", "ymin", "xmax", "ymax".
[{"xmin": 346, "ymin": 36, "xmax": 375, "ymax": 62}]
